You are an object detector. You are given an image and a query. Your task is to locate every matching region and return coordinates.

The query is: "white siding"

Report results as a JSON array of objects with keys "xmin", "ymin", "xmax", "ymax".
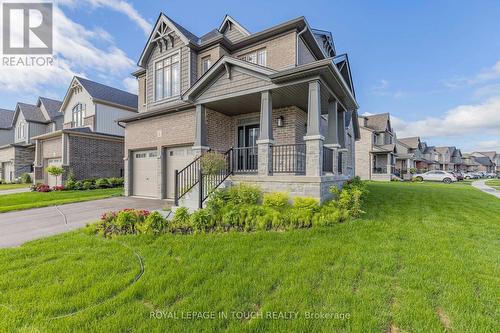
[
  {"xmin": 96, "ymin": 103, "xmax": 134, "ymax": 136},
  {"xmin": 62, "ymin": 88, "xmax": 94, "ymax": 124}
]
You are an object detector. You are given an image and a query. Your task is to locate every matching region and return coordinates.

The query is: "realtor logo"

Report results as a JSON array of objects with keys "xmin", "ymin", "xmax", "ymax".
[{"xmin": 2, "ymin": 2, "xmax": 53, "ymax": 54}]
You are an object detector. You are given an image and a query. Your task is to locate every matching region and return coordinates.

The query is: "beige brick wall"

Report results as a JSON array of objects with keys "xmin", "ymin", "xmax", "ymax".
[
  {"xmin": 355, "ymin": 127, "xmax": 373, "ymax": 180},
  {"xmin": 41, "ymin": 137, "xmax": 62, "ymax": 159},
  {"xmin": 197, "ymin": 46, "xmax": 228, "ymax": 79},
  {"xmin": 124, "ymin": 109, "xmax": 196, "ymax": 151}
]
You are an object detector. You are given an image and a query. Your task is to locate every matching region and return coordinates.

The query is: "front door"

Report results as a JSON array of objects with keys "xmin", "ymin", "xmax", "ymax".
[{"xmin": 236, "ymin": 124, "xmax": 259, "ymax": 171}]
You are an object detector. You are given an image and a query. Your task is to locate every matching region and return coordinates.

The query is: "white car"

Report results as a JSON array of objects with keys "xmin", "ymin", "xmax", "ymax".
[{"xmin": 414, "ymin": 171, "xmax": 457, "ymax": 184}]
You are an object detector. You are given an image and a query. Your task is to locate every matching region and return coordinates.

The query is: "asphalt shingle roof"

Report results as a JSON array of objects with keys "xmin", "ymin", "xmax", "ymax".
[
  {"xmin": 398, "ymin": 137, "xmax": 420, "ymax": 149},
  {"xmin": 199, "ymin": 29, "xmax": 222, "ymax": 43},
  {"xmin": 17, "ymin": 103, "xmax": 47, "ymax": 123},
  {"xmin": 0, "ymin": 109, "xmax": 14, "ymax": 129},
  {"xmin": 76, "ymin": 77, "xmax": 138, "ymax": 110},
  {"xmin": 164, "ymin": 14, "xmax": 199, "ymax": 43},
  {"xmin": 363, "ymin": 113, "xmax": 390, "ymax": 132},
  {"xmin": 39, "ymin": 97, "xmax": 63, "ymax": 120},
  {"xmin": 474, "ymin": 156, "xmax": 493, "ymax": 166}
]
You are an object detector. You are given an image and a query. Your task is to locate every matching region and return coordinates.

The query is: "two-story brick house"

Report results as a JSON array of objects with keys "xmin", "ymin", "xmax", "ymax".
[
  {"xmin": 33, "ymin": 76, "xmax": 138, "ymax": 186},
  {"xmin": 0, "ymin": 98, "xmax": 62, "ymax": 183},
  {"xmin": 354, "ymin": 113, "xmax": 398, "ymax": 181},
  {"xmin": 434, "ymin": 146, "xmax": 463, "ymax": 172},
  {"xmin": 119, "ymin": 13, "xmax": 360, "ymax": 206}
]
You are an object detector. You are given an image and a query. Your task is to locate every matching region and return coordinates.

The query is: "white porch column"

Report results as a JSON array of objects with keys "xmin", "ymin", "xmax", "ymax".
[
  {"xmin": 325, "ymin": 100, "xmax": 340, "ymax": 175},
  {"xmin": 256, "ymin": 90, "xmax": 274, "ymax": 176},
  {"xmin": 61, "ymin": 133, "xmax": 69, "ymax": 165},
  {"xmin": 193, "ymin": 104, "xmax": 209, "ymax": 156},
  {"xmin": 34, "ymin": 139, "xmax": 42, "ymax": 167},
  {"xmin": 337, "ymin": 107, "xmax": 346, "ymax": 149},
  {"xmin": 304, "ymin": 80, "xmax": 324, "ymax": 176}
]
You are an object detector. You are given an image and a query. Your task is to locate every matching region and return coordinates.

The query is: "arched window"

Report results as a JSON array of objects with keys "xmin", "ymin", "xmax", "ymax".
[{"xmin": 72, "ymin": 103, "xmax": 83, "ymax": 127}]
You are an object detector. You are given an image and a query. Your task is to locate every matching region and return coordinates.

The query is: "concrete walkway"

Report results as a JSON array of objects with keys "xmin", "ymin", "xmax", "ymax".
[
  {"xmin": 472, "ymin": 180, "xmax": 500, "ymax": 198},
  {"xmin": 0, "ymin": 197, "xmax": 166, "ymax": 248},
  {"xmin": 0, "ymin": 187, "xmax": 30, "ymax": 196}
]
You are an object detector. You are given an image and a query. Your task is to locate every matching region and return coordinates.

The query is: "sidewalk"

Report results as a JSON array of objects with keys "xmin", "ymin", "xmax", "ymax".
[{"xmin": 472, "ymin": 180, "xmax": 500, "ymax": 199}]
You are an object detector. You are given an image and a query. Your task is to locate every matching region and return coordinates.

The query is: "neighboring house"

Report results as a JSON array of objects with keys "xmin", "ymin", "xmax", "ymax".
[
  {"xmin": 472, "ymin": 151, "xmax": 499, "ymax": 174},
  {"xmin": 397, "ymin": 136, "xmax": 436, "ymax": 172},
  {"xmin": 0, "ymin": 98, "xmax": 62, "ymax": 183},
  {"xmin": 435, "ymin": 146, "xmax": 462, "ymax": 171},
  {"xmin": 461, "ymin": 153, "xmax": 480, "ymax": 172},
  {"xmin": 395, "ymin": 138, "xmax": 415, "ymax": 179},
  {"xmin": 120, "ymin": 13, "xmax": 360, "ymax": 206},
  {"xmin": 355, "ymin": 113, "xmax": 398, "ymax": 181},
  {"xmin": 33, "ymin": 76, "xmax": 138, "ymax": 186},
  {"xmin": 421, "ymin": 143, "xmax": 440, "ymax": 171},
  {"xmin": 0, "ymin": 108, "xmax": 14, "ymax": 147}
]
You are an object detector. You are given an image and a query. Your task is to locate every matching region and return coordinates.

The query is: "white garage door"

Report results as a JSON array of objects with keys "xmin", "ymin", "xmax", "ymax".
[
  {"xmin": 47, "ymin": 158, "xmax": 62, "ymax": 187},
  {"xmin": 2, "ymin": 162, "xmax": 14, "ymax": 183},
  {"xmin": 166, "ymin": 146, "xmax": 196, "ymax": 199},
  {"xmin": 132, "ymin": 150, "xmax": 158, "ymax": 198}
]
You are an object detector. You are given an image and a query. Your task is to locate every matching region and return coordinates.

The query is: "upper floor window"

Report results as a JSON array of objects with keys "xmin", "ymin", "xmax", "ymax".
[
  {"xmin": 17, "ymin": 122, "xmax": 26, "ymax": 140},
  {"xmin": 72, "ymin": 103, "xmax": 84, "ymax": 127},
  {"xmin": 202, "ymin": 56, "xmax": 212, "ymax": 74},
  {"xmin": 155, "ymin": 53, "xmax": 180, "ymax": 101},
  {"xmin": 240, "ymin": 49, "xmax": 266, "ymax": 66}
]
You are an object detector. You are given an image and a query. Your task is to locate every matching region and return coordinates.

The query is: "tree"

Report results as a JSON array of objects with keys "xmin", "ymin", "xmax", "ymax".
[{"xmin": 45, "ymin": 166, "xmax": 64, "ymax": 186}]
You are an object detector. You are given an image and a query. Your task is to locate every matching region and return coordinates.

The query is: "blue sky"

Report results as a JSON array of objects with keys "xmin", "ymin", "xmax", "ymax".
[{"xmin": 1, "ymin": 0, "xmax": 499, "ymax": 152}]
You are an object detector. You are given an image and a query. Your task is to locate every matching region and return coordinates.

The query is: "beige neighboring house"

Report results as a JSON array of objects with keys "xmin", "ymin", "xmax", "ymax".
[
  {"xmin": 119, "ymin": 13, "xmax": 360, "ymax": 207},
  {"xmin": 33, "ymin": 77, "xmax": 138, "ymax": 186},
  {"xmin": 0, "ymin": 98, "xmax": 62, "ymax": 183},
  {"xmin": 469, "ymin": 152, "xmax": 496, "ymax": 173},
  {"xmin": 355, "ymin": 113, "xmax": 398, "ymax": 181},
  {"xmin": 471, "ymin": 151, "xmax": 499, "ymax": 174},
  {"xmin": 434, "ymin": 146, "xmax": 462, "ymax": 172}
]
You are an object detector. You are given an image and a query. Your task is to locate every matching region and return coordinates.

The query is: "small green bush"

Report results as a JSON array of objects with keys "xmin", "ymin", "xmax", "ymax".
[
  {"xmin": 171, "ymin": 207, "xmax": 191, "ymax": 232},
  {"xmin": 109, "ymin": 177, "xmax": 124, "ymax": 187},
  {"xmin": 263, "ymin": 192, "xmax": 290, "ymax": 210},
  {"xmin": 95, "ymin": 178, "xmax": 110, "ymax": 189},
  {"xmin": 137, "ymin": 211, "xmax": 169, "ymax": 235},
  {"xmin": 20, "ymin": 173, "xmax": 32, "ymax": 184},
  {"xmin": 190, "ymin": 209, "xmax": 215, "ymax": 233},
  {"xmin": 228, "ymin": 184, "xmax": 262, "ymax": 205},
  {"xmin": 65, "ymin": 180, "xmax": 76, "ymax": 190},
  {"xmin": 83, "ymin": 181, "xmax": 94, "ymax": 190},
  {"xmin": 200, "ymin": 152, "xmax": 227, "ymax": 175},
  {"xmin": 293, "ymin": 197, "xmax": 319, "ymax": 212},
  {"xmin": 74, "ymin": 181, "xmax": 84, "ymax": 190}
]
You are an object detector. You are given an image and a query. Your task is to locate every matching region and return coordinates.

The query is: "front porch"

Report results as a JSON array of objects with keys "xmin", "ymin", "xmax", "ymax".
[
  {"xmin": 371, "ymin": 151, "xmax": 397, "ymax": 181},
  {"xmin": 176, "ymin": 60, "xmax": 357, "ymax": 208}
]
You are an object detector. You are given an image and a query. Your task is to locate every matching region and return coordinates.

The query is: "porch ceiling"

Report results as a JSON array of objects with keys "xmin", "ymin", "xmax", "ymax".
[{"xmin": 204, "ymin": 81, "xmax": 332, "ymax": 116}]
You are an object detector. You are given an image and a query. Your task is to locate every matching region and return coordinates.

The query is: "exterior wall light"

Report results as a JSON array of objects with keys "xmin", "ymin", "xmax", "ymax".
[{"xmin": 277, "ymin": 115, "xmax": 284, "ymax": 127}]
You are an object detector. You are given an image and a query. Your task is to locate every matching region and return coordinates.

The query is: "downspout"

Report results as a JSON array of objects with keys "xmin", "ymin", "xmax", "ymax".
[{"xmin": 295, "ymin": 26, "xmax": 308, "ymax": 66}]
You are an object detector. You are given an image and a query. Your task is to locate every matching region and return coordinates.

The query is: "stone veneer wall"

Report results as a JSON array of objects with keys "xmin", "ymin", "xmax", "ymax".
[
  {"xmin": 14, "ymin": 146, "xmax": 35, "ymax": 178},
  {"xmin": 68, "ymin": 135, "xmax": 124, "ymax": 180}
]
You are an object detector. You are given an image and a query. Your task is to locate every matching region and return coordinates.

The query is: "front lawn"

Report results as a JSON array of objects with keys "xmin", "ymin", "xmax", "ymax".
[
  {"xmin": 485, "ymin": 179, "xmax": 500, "ymax": 189},
  {"xmin": 0, "ymin": 183, "xmax": 29, "ymax": 191},
  {"xmin": 0, "ymin": 188, "xmax": 123, "ymax": 213},
  {"xmin": 0, "ymin": 182, "xmax": 498, "ymax": 332}
]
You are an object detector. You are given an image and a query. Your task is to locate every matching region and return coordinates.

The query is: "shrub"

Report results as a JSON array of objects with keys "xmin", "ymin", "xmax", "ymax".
[
  {"xmin": 228, "ymin": 184, "xmax": 262, "ymax": 205},
  {"xmin": 34, "ymin": 184, "xmax": 51, "ymax": 192},
  {"xmin": 20, "ymin": 173, "xmax": 32, "ymax": 184},
  {"xmin": 52, "ymin": 185, "xmax": 65, "ymax": 191},
  {"xmin": 137, "ymin": 211, "xmax": 169, "ymax": 235},
  {"xmin": 65, "ymin": 180, "xmax": 76, "ymax": 190},
  {"xmin": 263, "ymin": 192, "xmax": 290, "ymax": 210},
  {"xmin": 83, "ymin": 181, "xmax": 94, "ymax": 190},
  {"xmin": 66, "ymin": 170, "xmax": 76, "ymax": 182},
  {"xmin": 95, "ymin": 178, "xmax": 110, "ymax": 189},
  {"xmin": 171, "ymin": 207, "xmax": 191, "ymax": 232},
  {"xmin": 74, "ymin": 181, "xmax": 84, "ymax": 190},
  {"xmin": 200, "ymin": 152, "xmax": 227, "ymax": 175},
  {"xmin": 293, "ymin": 197, "xmax": 319, "ymax": 213},
  {"xmin": 108, "ymin": 177, "xmax": 124, "ymax": 187},
  {"xmin": 190, "ymin": 209, "xmax": 215, "ymax": 233}
]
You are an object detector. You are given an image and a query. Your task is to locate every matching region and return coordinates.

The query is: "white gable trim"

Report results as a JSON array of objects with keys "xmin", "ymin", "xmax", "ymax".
[{"xmin": 218, "ymin": 15, "xmax": 250, "ymax": 36}]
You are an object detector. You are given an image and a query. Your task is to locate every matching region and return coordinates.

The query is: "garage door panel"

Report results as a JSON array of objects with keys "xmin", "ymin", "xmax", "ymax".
[
  {"xmin": 166, "ymin": 146, "xmax": 195, "ymax": 199},
  {"xmin": 47, "ymin": 158, "xmax": 62, "ymax": 187},
  {"xmin": 132, "ymin": 150, "xmax": 158, "ymax": 198}
]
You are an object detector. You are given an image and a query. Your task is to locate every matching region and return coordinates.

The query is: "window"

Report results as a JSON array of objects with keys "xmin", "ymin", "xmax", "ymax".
[
  {"xmin": 202, "ymin": 56, "xmax": 211, "ymax": 74},
  {"xmin": 155, "ymin": 53, "xmax": 180, "ymax": 101},
  {"xmin": 72, "ymin": 103, "xmax": 84, "ymax": 127},
  {"xmin": 17, "ymin": 122, "xmax": 26, "ymax": 140},
  {"xmin": 240, "ymin": 49, "xmax": 266, "ymax": 66},
  {"xmin": 338, "ymin": 152, "xmax": 343, "ymax": 174}
]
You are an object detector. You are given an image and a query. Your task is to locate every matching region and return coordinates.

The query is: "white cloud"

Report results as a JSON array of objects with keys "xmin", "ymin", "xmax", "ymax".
[
  {"xmin": 59, "ymin": 0, "xmax": 152, "ymax": 35},
  {"xmin": 392, "ymin": 96, "xmax": 500, "ymax": 138},
  {"xmin": 0, "ymin": 5, "xmax": 135, "ymax": 96},
  {"xmin": 123, "ymin": 77, "xmax": 138, "ymax": 94},
  {"xmin": 370, "ymin": 79, "xmax": 406, "ymax": 99},
  {"xmin": 474, "ymin": 140, "xmax": 500, "ymax": 152}
]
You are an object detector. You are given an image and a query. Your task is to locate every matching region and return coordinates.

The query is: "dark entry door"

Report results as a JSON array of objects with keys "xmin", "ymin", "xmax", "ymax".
[{"xmin": 236, "ymin": 124, "xmax": 259, "ymax": 172}]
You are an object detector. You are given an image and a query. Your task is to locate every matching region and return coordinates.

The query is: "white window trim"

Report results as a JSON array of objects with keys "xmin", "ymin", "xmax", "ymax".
[
  {"xmin": 239, "ymin": 48, "xmax": 267, "ymax": 66},
  {"xmin": 153, "ymin": 50, "xmax": 181, "ymax": 103}
]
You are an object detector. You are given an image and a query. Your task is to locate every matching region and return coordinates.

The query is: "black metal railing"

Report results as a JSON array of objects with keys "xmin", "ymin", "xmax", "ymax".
[
  {"xmin": 271, "ymin": 144, "xmax": 306, "ymax": 175},
  {"xmin": 232, "ymin": 146, "xmax": 258, "ymax": 173},
  {"xmin": 199, "ymin": 149, "xmax": 232, "ymax": 208},
  {"xmin": 323, "ymin": 147, "xmax": 334, "ymax": 173},
  {"xmin": 372, "ymin": 166, "xmax": 388, "ymax": 174},
  {"xmin": 174, "ymin": 155, "xmax": 202, "ymax": 206}
]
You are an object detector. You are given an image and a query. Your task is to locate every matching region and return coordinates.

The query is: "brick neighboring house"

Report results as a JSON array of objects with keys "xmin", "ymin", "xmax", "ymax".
[
  {"xmin": 0, "ymin": 98, "xmax": 62, "ymax": 183},
  {"xmin": 434, "ymin": 146, "xmax": 462, "ymax": 172},
  {"xmin": 396, "ymin": 136, "xmax": 437, "ymax": 173},
  {"xmin": 471, "ymin": 151, "xmax": 499, "ymax": 174},
  {"xmin": 355, "ymin": 113, "xmax": 398, "ymax": 181},
  {"xmin": 119, "ymin": 13, "xmax": 360, "ymax": 206},
  {"xmin": 469, "ymin": 152, "xmax": 495, "ymax": 173},
  {"xmin": 33, "ymin": 77, "xmax": 137, "ymax": 186}
]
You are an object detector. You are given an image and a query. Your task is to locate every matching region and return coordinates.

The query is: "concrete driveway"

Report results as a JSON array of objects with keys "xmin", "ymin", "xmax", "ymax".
[
  {"xmin": 0, "ymin": 197, "xmax": 166, "ymax": 248},
  {"xmin": 0, "ymin": 187, "xmax": 30, "ymax": 196}
]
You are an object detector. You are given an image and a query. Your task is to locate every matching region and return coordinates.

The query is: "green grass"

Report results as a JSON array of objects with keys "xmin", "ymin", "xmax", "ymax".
[
  {"xmin": 0, "ymin": 188, "xmax": 123, "ymax": 213},
  {"xmin": 0, "ymin": 183, "xmax": 29, "ymax": 190},
  {"xmin": 485, "ymin": 179, "xmax": 500, "ymax": 188},
  {"xmin": 0, "ymin": 182, "xmax": 499, "ymax": 332}
]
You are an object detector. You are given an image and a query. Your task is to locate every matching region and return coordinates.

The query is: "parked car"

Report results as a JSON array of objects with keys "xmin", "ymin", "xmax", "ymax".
[
  {"xmin": 464, "ymin": 172, "xmax": 479, "ymax": 179},
  {"xmin": 485, "ymin": 173, "xmax": 497, "ymax": 179},
  {"xmin": 413, "ymin": 171, "xmax": 457, "ymax": 184},
  {"xmin": 453, "ymin": 172, "xmax": 464, "ymax": 181}
]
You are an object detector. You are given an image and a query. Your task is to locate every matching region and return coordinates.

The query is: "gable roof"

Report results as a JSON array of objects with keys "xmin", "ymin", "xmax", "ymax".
[
  {"xmin": 73, "ymin": 76, "xmax": 138, "ymax": 110},
  {"xmin": 473, "ymin": 151, "xmax": 496, "ymax": 159},
  {"xmin": 363, "ymin": 113, "xmax": 391, "ymax": 132},
  {"xmin": 0, "ymin": 109, "xmax": 14, "ymax": 129},
  {"xmin": 398, "ymin": 137, "xmax": 420, "ymax": 149},
  {"xmin": 334, "ymin": 54, "xmax": 355, "ymax": 97},
  {"xmin": 38, "ymin": 97, "xmax": 63, "ymax": 120},
  {"xmin": 435, "ymin": 146, "xmax": 456, "ymax": 156},
  {"xmin": 218, "ymin": 15, "xmax": 251, "ymax": 36},
  {"xmin": 474, "ymin": 156, "xmax": 493, "ymax": 166},
  {"xmin": 16, "ymin": 102, "xmax": 46, "ymax": 123}
]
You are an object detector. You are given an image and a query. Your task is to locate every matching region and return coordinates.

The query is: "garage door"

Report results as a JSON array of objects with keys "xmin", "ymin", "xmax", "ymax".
[
  {"xmin": 166, "ymin": 146, "xmax": 195, "ymax": 199},
  {"xmin": 2, "ymin": 162, "xmax": 14, "ymax": 183},
  {"xmin": 47, "ymin": 158, "xmax": 62, "ymax": 187},
  {"xmin": 132, "ymin": 150, "xmax": 158, "ymax": 198}
]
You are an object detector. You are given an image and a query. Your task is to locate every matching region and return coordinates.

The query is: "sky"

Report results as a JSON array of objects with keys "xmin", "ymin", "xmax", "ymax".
[{"xmin": 0, "ymin": 0, "xmax": 499, "ymax": 153}]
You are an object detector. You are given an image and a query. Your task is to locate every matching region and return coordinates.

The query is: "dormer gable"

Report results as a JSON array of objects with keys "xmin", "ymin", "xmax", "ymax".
[
  {"xmin": 138, "ymin": 13, "xmax": 197, "ymax": 68},
  {"xmin": 218, "ymin": 15, "xmax": 250, "ymax": 43}
]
